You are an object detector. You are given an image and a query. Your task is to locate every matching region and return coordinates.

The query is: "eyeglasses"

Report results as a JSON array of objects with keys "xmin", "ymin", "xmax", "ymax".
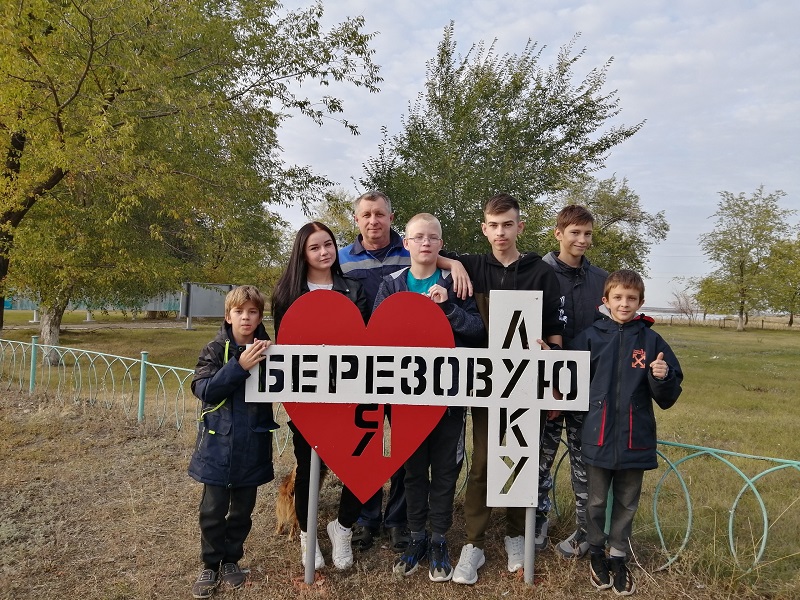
[{"xmin": 408, "ymin": 235, "xmax": 442, "ymax": 244}]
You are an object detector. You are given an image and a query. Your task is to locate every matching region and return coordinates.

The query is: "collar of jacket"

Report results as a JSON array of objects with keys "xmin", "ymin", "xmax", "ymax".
[
  {"xmin": 596, "ymin": 305, "xmax": 655, "ymax": 329},
  {"xmin": 352, "ymin": 228, "xmax": 404, "ymax": 255}
]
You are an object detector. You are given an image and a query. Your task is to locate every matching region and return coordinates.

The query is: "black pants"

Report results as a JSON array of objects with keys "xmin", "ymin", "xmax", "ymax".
[
  {"xmin": 404, "ymin": 407, "xmax": 466, "ymax": 535},
  {"xmin": 199, "ymin": 484, "xmax": 258, "ymax": 569},
  {"xmin": 289, "ymin": 420, "xmax": 363, "ymax": 530}
]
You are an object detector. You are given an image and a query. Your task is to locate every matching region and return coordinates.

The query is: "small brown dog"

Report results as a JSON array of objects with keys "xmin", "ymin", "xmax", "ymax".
[{"xmin": 275, "ymin": 464, "xmax": 329, "ymax": 538}]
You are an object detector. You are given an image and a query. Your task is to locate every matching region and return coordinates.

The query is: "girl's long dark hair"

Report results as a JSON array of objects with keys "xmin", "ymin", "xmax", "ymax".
[{"xmin": 271, "ymin": 221, "xmax": 342, "ymax": 335}]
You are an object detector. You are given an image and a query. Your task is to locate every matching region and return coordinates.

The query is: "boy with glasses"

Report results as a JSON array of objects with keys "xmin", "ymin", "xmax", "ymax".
[{"xmin": 373, "ymin": 213, "xmax": 485, "ymax": 582}]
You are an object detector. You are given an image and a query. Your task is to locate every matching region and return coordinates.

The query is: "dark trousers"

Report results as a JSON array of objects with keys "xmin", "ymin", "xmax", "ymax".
[
  {"xmin": 289, "ymin": 421, "xmax": 363, "ymax": 530},
  {"xmin": 199, "ymin": 484, "xmax": 257, "ymax": 569},
  {"xmin": 404, "ymin": 407, "xmax": 465, "ymax": 535},
  {"xmin": 357, "ymin": 405, "xmax": 407, "ymax": 530},
  {"xmin": 586, "ymin": 464, "xmax": 644, "ymax": 555}
]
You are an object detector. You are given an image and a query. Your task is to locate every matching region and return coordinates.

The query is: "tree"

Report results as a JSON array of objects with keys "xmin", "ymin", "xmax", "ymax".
[
  {"xmin": 551, "ymin": 175, "xmax": 669, "ymax": 274},
  {"xmin": 0, "ymin": 0, "xmax": 381, "ymax": 328},
  {"xmin": 763, "ymin": 237, "xmax": 800, "ymax": 326},
  {"xmin": 360, "ymin": 23, "xmax": 643, "ymax": 252},
  {"xmin": 698, "ymin": 187, "xmax": 796, "ymax": 331},
  {"xmin": 694, "ymin": 275, "xmax": 737, "ymax": 318},
  {"xmin": 668, "ymin": 279, "xmax": 700, "ymax": 322},
  {"xmin": 7, "ymin": 177, "xmax": 196, "ymax": 357},
  {"xmin": 309, "ymin": 188, "xmax": 359, "ymax": 246}
]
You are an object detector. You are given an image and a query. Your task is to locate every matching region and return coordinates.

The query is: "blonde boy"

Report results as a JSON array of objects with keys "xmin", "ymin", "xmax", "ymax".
[{"xmin": 373, "ymin": 213, "xmax": 485, "ymax": 582}]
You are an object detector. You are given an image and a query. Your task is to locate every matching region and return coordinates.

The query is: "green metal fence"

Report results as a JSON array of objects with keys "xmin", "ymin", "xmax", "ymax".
[
  {"xmin": 1, "ymin": 335, "xmax": 798, "ymax": 575},
  {"xmin": 1, "ymin": 336, "xmax": 193, "ymax": 429}
]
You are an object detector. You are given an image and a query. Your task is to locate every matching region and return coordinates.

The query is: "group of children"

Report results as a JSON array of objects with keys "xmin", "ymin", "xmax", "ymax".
[{"xmin": 187, "ymin": 192, "xmax": 683, "ymax": 598}]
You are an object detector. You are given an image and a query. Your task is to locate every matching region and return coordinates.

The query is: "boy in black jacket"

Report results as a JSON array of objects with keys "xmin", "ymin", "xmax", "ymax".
[
  {"xmin": 375, "ymin": 213, "xmax": 485, "ymax": 582},
  {"xmin": 439, "ymin": 193, "xmax": 563, "ymax": 585},
  {"xmin": 188, "ymin": 285, "xmax": 277, "ymax": 598},
  {"xmin": 572, "ymin": 270, "xmax": 682, "ymax": 596}
]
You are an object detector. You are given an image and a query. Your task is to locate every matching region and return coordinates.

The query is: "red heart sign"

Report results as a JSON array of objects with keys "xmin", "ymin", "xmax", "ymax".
[{"xmin": 278, "ymin": 289, "xmax": 454, "ymax": 502}]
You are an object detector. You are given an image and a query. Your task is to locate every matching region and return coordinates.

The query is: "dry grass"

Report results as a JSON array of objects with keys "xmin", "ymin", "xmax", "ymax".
[{"xmin": 2, "ymin": 391, "xmax": 794, "ymax": 600}]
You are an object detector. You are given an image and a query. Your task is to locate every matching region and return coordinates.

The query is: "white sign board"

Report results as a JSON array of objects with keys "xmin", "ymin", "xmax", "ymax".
[{"xmin": 246, "ymin": 290, "xmax": 589, "ymax": 508}]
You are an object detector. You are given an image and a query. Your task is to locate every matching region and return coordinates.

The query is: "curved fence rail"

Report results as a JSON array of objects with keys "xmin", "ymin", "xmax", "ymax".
[
  {"xmin": 2, "ymin": 336, "xmax": 797, "ymax": 576},
  {"xmin": 552, "ymin": 439, "xmax": 800, "ymax": 576},
  {"xmin": 0, "ymin": 336, "xmax": 194, "ymax": 429}
]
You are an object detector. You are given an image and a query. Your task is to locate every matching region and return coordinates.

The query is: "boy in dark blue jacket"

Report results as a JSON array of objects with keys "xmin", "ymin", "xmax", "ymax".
[
  {"xmin": 188, "ymin": 285, "xmax": 278, "ymax": 598},
  {"xmin": 374, "ymin": 213, "xmax": 485, "ymax": 583},
  {"xmin": 571, "ymin": 270, "xmax": 682, "ymax": 596}
]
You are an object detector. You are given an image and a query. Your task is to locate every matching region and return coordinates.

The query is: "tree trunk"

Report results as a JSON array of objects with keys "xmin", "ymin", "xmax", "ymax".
[
  {"xmin": 790, "ymin": 312, "xmax": 794, "ymax": 327},
  {"xmin": 40, "ymin": 300, "xmax": 69, "ymax": 365},
  {"xmin": 737, "ymin": 305, "xmax": 745, "ymax": 332},
  {"xmin": 0, "ymin": 252, "xmax": 9, "ymax": 330}
]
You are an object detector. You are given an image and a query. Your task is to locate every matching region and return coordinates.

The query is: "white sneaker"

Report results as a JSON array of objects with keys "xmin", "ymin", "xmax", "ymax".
[
  {"xmin": 452, "ymin": 544, "xmax": 486, "ymax": 584},
  {"xmin": 504, "ymin": 535, "xmax": 525, "ymax": 572},
  {"xmin": 326, "ymin": 519, "xmax": 354, "ymax": 570},
  {"xmin": 299, "ymin": 530, "xmax": 325, "ymax": 570}
]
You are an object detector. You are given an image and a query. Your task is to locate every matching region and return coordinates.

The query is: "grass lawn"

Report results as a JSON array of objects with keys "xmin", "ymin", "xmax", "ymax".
[{"xmin": 0, "ymin": 320, "xmax": 798, "ymax": 598}]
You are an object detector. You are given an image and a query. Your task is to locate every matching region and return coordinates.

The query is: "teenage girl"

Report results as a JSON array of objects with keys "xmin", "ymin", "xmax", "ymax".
[{"xmin": 271, "ymin": 221, "xmax": 368, "ymax": 571}]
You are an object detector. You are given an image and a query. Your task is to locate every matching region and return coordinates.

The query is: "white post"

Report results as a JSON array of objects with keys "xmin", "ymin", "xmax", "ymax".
[{"xmin": 304, "ymin": 448, "xmax": 322, "ymax": 584}]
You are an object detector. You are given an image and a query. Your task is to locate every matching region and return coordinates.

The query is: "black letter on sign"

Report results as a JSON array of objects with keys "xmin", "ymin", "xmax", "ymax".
[
  {"xmin": 555, "ymin": 360, "xmax": 579, "ymax": 401},
  {"xmin": 267, "ymin": 354, "xmax": 284, "ymax": 393},
  {"xmin": 499, "ymin": 407, "xmax": 529, "ymax": 447},
  {"xmin": 353, "ymin": 404, "xmax": 380, "ymax": 457},
  {"xmin": 502, "ymin": 310, "xmax": 530, "ymax": 350}
]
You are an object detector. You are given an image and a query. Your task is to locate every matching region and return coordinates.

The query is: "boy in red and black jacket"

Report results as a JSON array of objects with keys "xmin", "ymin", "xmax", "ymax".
[{"xmin": 571, "ymin": 270, "xmax": 682, "ymax": 596}]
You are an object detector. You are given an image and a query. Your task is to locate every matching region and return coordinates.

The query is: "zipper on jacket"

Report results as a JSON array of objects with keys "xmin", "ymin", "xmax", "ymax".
[{"xmin": 614, "ymin": 323, "xmax": 625, "ymax": 466}]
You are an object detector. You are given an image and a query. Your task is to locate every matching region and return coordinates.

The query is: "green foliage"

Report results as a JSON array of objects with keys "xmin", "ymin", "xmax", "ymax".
[
  {"xmin": 0, "ymin": 0, "xmax": 381, "ymax": 325},
  {"xmin": 309, "ymin": 188, "xmax": 359, "ymax": 247},
  {"xmin": 762, "ymin": 236, "xmax": 800, "ymax": 325},
  {"xmin": 360, "ymin": 23, "xmax": 643, "ymax": 253},
  {"xmin": 698, "ymin": 187, "xmax": 797, "ymax": 329},
  {"xmin": 550, "ymin": 175, "xmax": 669, "ymax": 274},
  {"xmin": 693, "ymin": 275, "xmax": 738, "ymax": 316}
]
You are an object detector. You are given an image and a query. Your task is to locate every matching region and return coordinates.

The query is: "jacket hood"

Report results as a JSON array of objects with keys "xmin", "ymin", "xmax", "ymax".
[{"xmin": 543, "ymin": 251, "xmax": 592, "ymax": 275}]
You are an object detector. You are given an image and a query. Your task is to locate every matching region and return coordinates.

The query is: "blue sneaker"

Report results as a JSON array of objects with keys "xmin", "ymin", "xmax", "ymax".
[
  {"xmin": 393, "ymin": 533, "xmax": 428, "ymax": 578},
  {"xmin": 428, "ymin": 538, "xmax": 453, "ymax": 582}
]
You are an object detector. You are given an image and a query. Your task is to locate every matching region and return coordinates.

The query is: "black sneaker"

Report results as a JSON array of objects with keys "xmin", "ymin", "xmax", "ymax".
[
  {"xmin": 428, "ymin": 538, "xmax": 453, "ymax": 582},
  {"xmin": 609, "ymin": 557, "xmax": 636, "ymax": 596},
  {"xmin": 220, "ymin": 562, "xmax": 246, "ymax": 589},
  {"xmin": 389, "ymin": 526, "xmax": 411, "ymax": 552},
  {"xmin": 590, "ymin": 552, "xmax": 612, "ymax": 590},
  {"xmin": 393, "ymin": 533, "xmax": 428, "ymax": 578},
  {"xmin": 191, "ymin": 568, "xmax": 219, "ymax": 599},
  {"xmin": 352, "ymin": 524, "xmax": 378, "ymax": 551}
]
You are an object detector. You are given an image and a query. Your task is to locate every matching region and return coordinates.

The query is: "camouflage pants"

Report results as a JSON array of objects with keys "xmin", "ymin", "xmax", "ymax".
[{"xmin": 538, "ymin": 411, "xmax": 588, "ymax": 528}]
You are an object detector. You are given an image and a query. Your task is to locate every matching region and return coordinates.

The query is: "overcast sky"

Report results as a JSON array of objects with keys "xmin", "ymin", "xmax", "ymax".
[{"xmin": 277, "ymin": 0, "xmax": 799, "ymax": 308}]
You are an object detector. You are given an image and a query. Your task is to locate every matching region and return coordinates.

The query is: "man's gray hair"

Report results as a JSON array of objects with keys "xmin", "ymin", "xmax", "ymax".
[{"xmin": 354, "ymin": 190, "xmax": 392, "ymax": 214}]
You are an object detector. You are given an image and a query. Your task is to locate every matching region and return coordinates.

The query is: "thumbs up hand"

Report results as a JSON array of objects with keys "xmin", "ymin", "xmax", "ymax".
[{"xmin": 650, "ymin": 351, "xmax": 668, "ymax": 380}]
